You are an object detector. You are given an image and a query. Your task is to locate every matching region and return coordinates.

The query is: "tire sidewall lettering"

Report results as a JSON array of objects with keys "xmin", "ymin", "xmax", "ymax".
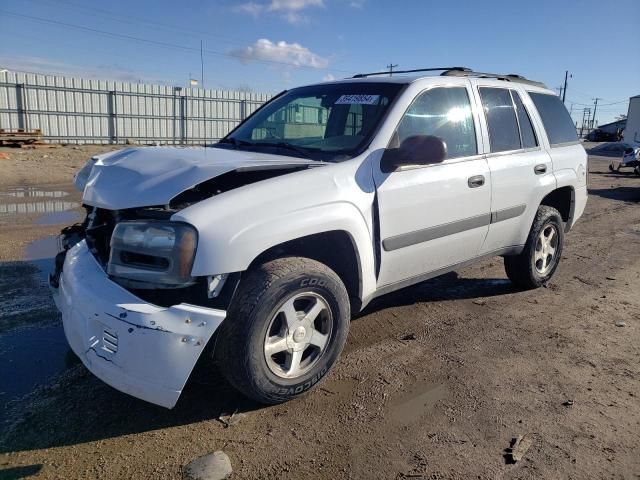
[
  {"xmin": 274, "ymin": 366, "xmax": 328, "ymax": 396},
  {"xmin": 300, "ymin": 278, "xmax": 327, "ymax": 288}
]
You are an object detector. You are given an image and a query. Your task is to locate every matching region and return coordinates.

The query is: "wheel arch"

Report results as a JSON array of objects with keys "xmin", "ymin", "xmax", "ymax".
[
  {"xmin": 540, "ymin": 186, "xmax": 575, "ymax": 232},
  {"xmin": 248, "ymin": 230, "xmax": 363, "ymax": 312}
]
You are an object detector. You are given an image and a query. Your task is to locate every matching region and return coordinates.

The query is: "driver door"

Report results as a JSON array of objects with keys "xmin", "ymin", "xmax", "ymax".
[{"xmin": 373, "ymin": 85, "xmax": 491, "ymax": 289}]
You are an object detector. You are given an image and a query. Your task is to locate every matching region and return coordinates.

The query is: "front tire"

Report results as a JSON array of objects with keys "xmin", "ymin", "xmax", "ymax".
[
  {"xmin": 214, "ymin": 257, "xmax": 350, "ymax": 404},
  {"xmin": 504, "ymin": 205, "xmax": 564, "ymax": 289}
]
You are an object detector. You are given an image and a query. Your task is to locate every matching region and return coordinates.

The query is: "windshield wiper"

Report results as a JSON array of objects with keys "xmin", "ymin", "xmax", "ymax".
[
  {"xmin": 218, "ymin": 137, "xmax": 252, "ymax": 147},
  {"xmin": 250, "ymin": 141, "xmax": 315, "ymax": 159},
  {"xmin": 219, "ymin": 138, "xmax": 316, "ymax": 159}
]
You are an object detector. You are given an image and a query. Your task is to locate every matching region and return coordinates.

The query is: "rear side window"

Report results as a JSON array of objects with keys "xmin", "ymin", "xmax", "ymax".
[
  {"xmin": 512, "ymin": 91, "xmax": 538, "ymax": 148},
  {"xmin": 528, "ymin": 92, "xmax": 578, "ymax": 145},
  {"xmin": 479, "ymin": 87, "xmax": 521, "ymax": 152},
  {"xmin": 396, "ymin": 87, "xmax": 477, "ymax": 159}
]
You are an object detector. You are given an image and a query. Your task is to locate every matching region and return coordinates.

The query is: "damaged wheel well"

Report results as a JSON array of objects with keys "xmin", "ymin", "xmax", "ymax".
[{"xmin": 249, "ymin": 231, "xmax": 362, "ymax": 311}]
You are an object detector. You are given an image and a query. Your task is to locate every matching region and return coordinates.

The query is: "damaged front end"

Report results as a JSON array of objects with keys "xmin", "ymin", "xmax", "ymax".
[
  {"xmin": 51, "ymin": 240, "xmax": 226, "ymax": 408},
  {"xmin": 49, "ymin": 205, "xmax": 236, "ymax": 408},
  {"xmin": 50, "ymin": 149, "xmax": 323, "ymax": 407}
]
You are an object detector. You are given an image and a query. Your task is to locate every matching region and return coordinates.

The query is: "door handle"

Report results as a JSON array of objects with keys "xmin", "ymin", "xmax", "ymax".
[
  {"xmin": 534, "ymin": 164, "xmax": 547, "ymax": 175},
  {"xmin": 468, "ymin": 175, "xmax": 485, "ymax": 188}
]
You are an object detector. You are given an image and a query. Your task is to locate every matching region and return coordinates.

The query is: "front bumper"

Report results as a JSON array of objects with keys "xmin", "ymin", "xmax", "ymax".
[{"xmin": 51, "ymin": 240, "xmax": 226, "ymax": 408}]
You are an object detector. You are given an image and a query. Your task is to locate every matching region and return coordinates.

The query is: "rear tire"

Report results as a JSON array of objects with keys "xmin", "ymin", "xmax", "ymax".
[
  {"xmin": 504, "ymin": 206, "xmax": 564, "ymax": 289},
  {"xmin": 214, "ymin": 257, "xmax": 350, "ymax": 404}
]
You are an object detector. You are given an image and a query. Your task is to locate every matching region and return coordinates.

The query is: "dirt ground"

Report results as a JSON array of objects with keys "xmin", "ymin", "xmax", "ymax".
[{"xmin": 0, "ymin": 144, "xmax": 639, "ymax": 480}]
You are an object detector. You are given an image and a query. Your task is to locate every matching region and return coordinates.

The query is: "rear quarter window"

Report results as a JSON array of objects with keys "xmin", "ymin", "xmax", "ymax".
[{"xmin": 528, "ymin": 92, "xmax": 578, "ymax": 146}]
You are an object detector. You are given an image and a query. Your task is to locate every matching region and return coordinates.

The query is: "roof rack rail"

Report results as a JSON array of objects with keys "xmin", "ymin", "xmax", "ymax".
[
  {"xmin": 352, "ymin": 67, "xmax": 470, "ymax": 79},
  {"xmin": 441, "ymin": 69, "xmax": 547, "ymax": 88}
]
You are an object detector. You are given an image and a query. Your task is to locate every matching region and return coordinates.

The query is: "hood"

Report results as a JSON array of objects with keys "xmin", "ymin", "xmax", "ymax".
[{"xmin": 81, "ymin": 147, "xmax": 318, "ymax": 210}]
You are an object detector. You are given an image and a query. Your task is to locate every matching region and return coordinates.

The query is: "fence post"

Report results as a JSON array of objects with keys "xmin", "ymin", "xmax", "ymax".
[
  {"xmin": 181, "ymin": 94, "xmax": 188, "ymax": 145},
  {"xmin": 15, "ymin": 84, "xmax": 28, "ymax": 130},
  {"xmin": 107, "ymin": 91, "xmax": 117, "ymax": 144},
  {"xmin": 240, "ymin": 99, "xmax": 247, "ymax": 121}
]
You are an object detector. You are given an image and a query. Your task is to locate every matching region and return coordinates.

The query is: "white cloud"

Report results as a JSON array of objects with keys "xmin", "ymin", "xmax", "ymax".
[
  {"xmin": 232, "ymin": 2, "xmax": 264, "ymax": 16},
  {"xmin": 230, "ymin": 39, "xmax": 329, "ymax": 69},
  {"xmin": 268, "ymin": 0, "xmax": 324, "ymax": 11},
  {"xmin": 322, "ymin": 73, "xmax": 336, "ymax": 81},
  {"xmin": 234, "ymin": 0, "xmax": 324, "ymax": 23},
  {"xmin": 349, "ymin": 0, "xmax": 365, "ymax": 8}
]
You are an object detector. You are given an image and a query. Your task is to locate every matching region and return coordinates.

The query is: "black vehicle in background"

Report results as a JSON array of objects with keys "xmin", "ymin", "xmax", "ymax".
[{"xmin": 585, "ymin": 129, "xmax": 620, "ymax": 142}]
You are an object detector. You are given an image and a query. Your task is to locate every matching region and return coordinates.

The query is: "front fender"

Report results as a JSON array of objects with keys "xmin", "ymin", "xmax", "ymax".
[{"xmin": 193, "ymin": 201, "xmax": 375, "ymax": 299}]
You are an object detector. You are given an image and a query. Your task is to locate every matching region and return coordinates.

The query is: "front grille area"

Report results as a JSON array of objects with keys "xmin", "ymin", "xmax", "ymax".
[{"xmin": 85, "ymin": 208, "xmax": 117, "ymax": 265}]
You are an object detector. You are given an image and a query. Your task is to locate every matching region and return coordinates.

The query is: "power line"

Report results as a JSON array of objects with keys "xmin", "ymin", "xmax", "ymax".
[
  {"xmin": 39, "ymin": 0, "xmax": 330, "ymax": 58},
  {"xmin": 0, "ymin": 9, "xmax": 357, "ymax": 75}
]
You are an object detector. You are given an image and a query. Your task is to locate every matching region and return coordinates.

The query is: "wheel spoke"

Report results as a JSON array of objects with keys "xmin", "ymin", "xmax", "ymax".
[
  {"xmin": 547, "ymin": 246, "xmax": 556, "ymax": 257},
  {"xmin": 534, "ymin": 249, "xmax": 544, "ymax": 262},
  {"xmin": 309, "ymin": 329, "xmax": 328, "ymax": 350},
  {"xmin": 279, "ymin": 298, "xmax": 299, "ymax": 329},
  {"xmin": 285, "ymin": 349, "xmax": 304, "ymax": 377},
  {"xmin": 265, "ymin": 336, "xmax": 288, "ymax": 356},
  {"xmin": 546, "ymin": 228, "xmax": 555, "ymax": 243},
  {"xmin": 303, "ymin": 298, "xmax": 326, "ymax": 323}
]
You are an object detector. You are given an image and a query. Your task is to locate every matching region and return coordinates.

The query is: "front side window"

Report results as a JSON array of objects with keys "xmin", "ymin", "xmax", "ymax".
[
  {"xmin": 219, "ymin": 83, "xmax": 404, "ymax": 162},
  {"xmin": 528, "ymin": 92, "xmax": 578, "ymax": 145},
  {"xmin": 479, "ymin": 87, "xmax": 521, "ymax": 153},
  {"xmin": 395, "ymin": 87, "xmax": 477, "ymax": 159}
]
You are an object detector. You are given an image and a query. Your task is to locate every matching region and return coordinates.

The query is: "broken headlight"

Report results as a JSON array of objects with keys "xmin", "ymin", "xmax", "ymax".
[{"xmin": 107, "ymin": 221, "xmax": 198, "ymax": 288}]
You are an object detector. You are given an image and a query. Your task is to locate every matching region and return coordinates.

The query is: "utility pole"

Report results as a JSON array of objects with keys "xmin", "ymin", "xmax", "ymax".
[
  {"xmin": 580, "ymin": 107, "xmax": 591, "ymax": 137},
  {"xmin": 592, "ymin": 98, "xmax": 601, "ymax": 129},
  {"xmin": 200, "ymin": 40, "xmax": 205, "ymax": 87},
  {"xmin": 387, "ymin": 63, "xmax": 398, "ymax": 77},
  {"xmin": 561, "ymin": 70, "xmax": 570, "ymax": 104}
]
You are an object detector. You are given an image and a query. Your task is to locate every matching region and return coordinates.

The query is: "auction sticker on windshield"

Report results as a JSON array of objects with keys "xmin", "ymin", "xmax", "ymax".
[{"xmin": 335, "ymin": 94, "xmax": 380, "ymax": 105}]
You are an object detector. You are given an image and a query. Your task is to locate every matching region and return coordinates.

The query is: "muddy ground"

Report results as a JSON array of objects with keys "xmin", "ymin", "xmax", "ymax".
[{"xmin": 0, "ymin": 144, "xmax": 638, "ymax": 479}]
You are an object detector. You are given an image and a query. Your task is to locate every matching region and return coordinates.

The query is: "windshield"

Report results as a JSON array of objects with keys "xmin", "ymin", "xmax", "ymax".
[{"xmin": 217, "ymin": 82, "xmax": 405, "ymax": 162}]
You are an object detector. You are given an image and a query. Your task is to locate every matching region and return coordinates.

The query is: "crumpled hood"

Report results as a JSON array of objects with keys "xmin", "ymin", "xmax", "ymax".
[{"xmin": 81, "ymin": 147, "xmax": 317, "ymax": 210}]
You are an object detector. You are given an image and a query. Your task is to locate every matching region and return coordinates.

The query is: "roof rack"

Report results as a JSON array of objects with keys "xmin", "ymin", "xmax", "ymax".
[
  {"xmin": 351, "ymin": 67, "xmax": 547, "ymax": 88},
  {"xmin": 441, "ymin": 69, "xmax": 547, "ymax": 88},
  {"xmin": 352, "ymin": 67, "xmax": 470, "ymax": 78}
]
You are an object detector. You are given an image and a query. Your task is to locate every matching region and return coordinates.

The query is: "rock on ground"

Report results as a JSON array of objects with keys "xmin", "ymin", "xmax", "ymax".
[{"xmin": 184, "ymin": 451, "xmax": 232, "ymax": 480}]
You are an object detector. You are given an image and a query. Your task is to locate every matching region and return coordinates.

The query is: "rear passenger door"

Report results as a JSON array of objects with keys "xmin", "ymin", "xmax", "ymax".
[{"xmin": 470, "ymin": 82, "xmax": 555, "ymax": 254}]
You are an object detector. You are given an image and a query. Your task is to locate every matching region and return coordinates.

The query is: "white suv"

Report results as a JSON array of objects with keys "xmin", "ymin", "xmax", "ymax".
[{"xmin": 51, "ymin": 67, "xmax": 588, "ymax": 408}]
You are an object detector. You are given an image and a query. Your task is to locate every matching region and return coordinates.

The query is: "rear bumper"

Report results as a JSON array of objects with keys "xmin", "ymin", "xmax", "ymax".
[{"xmin": 52, "ymin": 240, "xmax": 226, "ymax": 408}]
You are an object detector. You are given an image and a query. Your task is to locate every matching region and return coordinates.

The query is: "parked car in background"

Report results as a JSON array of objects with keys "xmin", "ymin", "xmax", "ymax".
[
  {"xmin": 585, "ymin": 129, "xmax": 619, "ymax": 142},
  {"xmin": 50, "ymin": 67, "xmax": 588, "ymax": 408},
  {"xmin": 589, "ymin": 141, "xmax": 634, "ymax": 158}
]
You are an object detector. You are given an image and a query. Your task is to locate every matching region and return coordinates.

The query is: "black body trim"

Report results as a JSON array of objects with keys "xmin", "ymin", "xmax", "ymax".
[
  {"xmin": 382, "ymin": 204, "xmax": 526, "ymax": 252},
  {"xmin": 371, "ymin": 245, "xmax": 524, "ymax": 300}
]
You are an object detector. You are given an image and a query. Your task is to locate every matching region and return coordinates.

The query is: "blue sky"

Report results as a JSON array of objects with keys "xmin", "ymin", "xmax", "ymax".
[{"xmin": 1, "ymin": 0, "xmax": 638, "ymax": 125}]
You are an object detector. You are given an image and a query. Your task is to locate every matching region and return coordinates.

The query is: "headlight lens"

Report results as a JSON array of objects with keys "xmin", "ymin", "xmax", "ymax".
[{"xmin": 107, "ymin": 221, "xmax": 198, "ymax": 287}]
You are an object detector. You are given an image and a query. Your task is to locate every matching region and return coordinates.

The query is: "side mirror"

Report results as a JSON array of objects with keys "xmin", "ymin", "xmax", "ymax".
[{"xmin": 381, "ymin": 135, "xmax": 447, "ymax": 172}]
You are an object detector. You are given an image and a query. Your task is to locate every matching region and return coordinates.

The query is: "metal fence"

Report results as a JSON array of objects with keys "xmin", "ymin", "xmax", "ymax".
[{"xmin": 0, "ymin": 71, "xmax": 272, "ymax": 144}]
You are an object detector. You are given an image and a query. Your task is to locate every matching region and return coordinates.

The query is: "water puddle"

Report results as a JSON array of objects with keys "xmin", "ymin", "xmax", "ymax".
[
  {"xmin": 0, "ymin": 325, "xmax": 72, "ymax": 425},
  {"xmin": 0, "ymin": 235, "xmax": 73, "ymax": 425},
  {"xmin": 0, "ymin": 186, "xmax": 70, "ymax": 198},
  {"xmin": 0, "ymin": 186, "xmax": 80, "ymax": 217},
  {"xmin": 34, "ymin": 210, "xmax": 82, "ymax": 225},
  {"xmin": 0, "ymin": 199, "xmax": 80, "ymax": 216},
  {"xmin": 389, "ymin": 382, "xmax": 447, "ymax": 425},
  {"xmin": 25, "ymin": 235, "xmax": 60, "ymax": 284}
]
